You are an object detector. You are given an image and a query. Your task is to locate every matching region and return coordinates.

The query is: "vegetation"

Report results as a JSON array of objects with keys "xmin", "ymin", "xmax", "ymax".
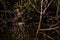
[{"xmin": 0, "ymin": 0, "xmax": 60, "ymax": 40}]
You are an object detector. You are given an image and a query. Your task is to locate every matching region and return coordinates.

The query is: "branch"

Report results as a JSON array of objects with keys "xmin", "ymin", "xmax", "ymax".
[
  {"xmin": 0, "ymin": 0, "xmax": 7, "ymax": 10},
  {"xmin": 43, "ymin": 0, "xmax": 53, "ymax": 14},
  {"xmin": 0, "ymin": 10, "xmax": 15, "ymax": 13},
  {"xmin": 40, "ymin": 26, "xmax": 60, "ymax": 31},
  {"xmin": 28, "ymin": 0, "xmax": 40, "ymax": 13},
  {"xmin": 40, "ymin": 32, "xmax": 55, "ymax": 40},
  {"xmin": 35, "ymin": 0, "xmax": 43, "ymax": 39}
]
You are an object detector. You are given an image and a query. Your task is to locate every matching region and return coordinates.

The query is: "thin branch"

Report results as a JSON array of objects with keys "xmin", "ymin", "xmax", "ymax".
[
  {"xmin": 28, "ymin": 0, "xmax": 40, "ymax": 13},
  {"xmin": 40, "ymin": 26, "xmax": 60, "ymax": 31},
  {"xmin": 35, "ymin": 0, "xmax": 43, "ymax": 39},
  {"xmin": 49, "ymin": 23, "xmax": 58, "ymax": 27},
  {"xmin": 0, "ymin": 10, "xmax": 15, "ymax": 13},
  {"xmin": 43, "ymin": 0, "xmax": 53, "ymax": 14},
  {"xmin": 40, "ymin": 32, "xmax": 55, "ymax": 40},
  {"xmin": 56, "ymin": 5, "xmax": 59, "ymax": 22},
  {"xmin": 0, "ymin": 1, "xmax": 7, "ymax": 10}
]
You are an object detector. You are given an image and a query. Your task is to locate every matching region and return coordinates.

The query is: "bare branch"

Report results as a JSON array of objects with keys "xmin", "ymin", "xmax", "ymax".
[
  {"xmin": 40, "ymin": 26, "xmax": 60, "ymax": 31},
  {"xmin": 40, "ymin": 32, "xmax": 55, "ymax": 40},
  {"xmin": 28, "ymin": 0, "xmax": 40, "ymax": 13},
  {"xmin": 43, "ymin": 0, "xmax": 53, "ymax": 14}
]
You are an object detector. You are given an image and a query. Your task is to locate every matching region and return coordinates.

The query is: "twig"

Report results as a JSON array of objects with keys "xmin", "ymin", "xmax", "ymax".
[
  {"xmin": 0, "ymin": 10, "xmax": 15, "ymax": 13},
  {"xmin": 43, "ymin": 0, "xmax": 53, "ymax": 14},
  {"xmin": 28, "ymin": 0, "xmax": 40, "ymax": 13},
  {"xmin": 0, "ymin": 1, "xmax": 7, "ymax": 10},
  {"xmin": 40, "ymin": 26, "xmax": 59, "ymax": 31},
  {"xmin": 49, "ymin": 23, "xmax": 58, "ymax": 27},
  {"xmin": 40, "ymin": 32, "xmax": 55, "ymax": 40}
]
